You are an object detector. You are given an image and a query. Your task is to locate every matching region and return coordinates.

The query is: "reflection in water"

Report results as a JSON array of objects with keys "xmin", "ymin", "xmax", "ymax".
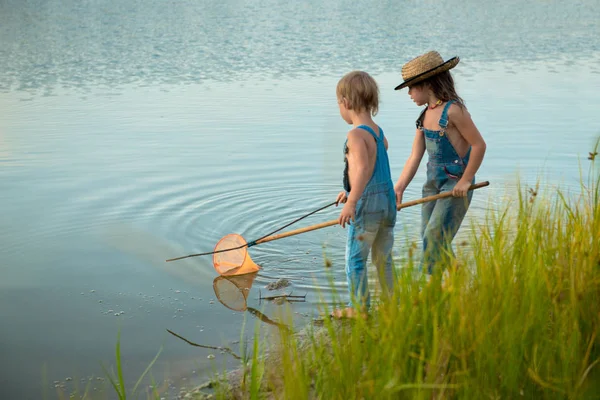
[
  {"xmin": 213, "ymin": 274, "xmax": 291, "ymax": 331},
  {"xmin": 166, "ymin": 328, "xmax": 242, "ymax": 361},
  {"xmin": 213, "ymin": 273, "xmax": 257, "ymax": 312},
  {"xmin": 246, "ymin": 307, "xmax": 291, "ymax": 332}
]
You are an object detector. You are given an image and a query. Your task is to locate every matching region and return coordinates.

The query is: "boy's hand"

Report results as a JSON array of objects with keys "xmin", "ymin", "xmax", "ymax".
[
  {"xmin": 335, "ymin": 191, "xmax": 347, "ymax": 206},
  {"xmin": 452, "ymin": 179, "xmax": 471, "ymax": 197},
  {"xmin": 338, "ymin": 202, "xmax": 356, "ymax": 228}
]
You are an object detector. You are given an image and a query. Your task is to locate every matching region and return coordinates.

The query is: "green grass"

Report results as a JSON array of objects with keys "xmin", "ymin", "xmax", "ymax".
[
  {"xmin": 234, "ymin": 142, "xmax": 600, "ymax": 399},
  {"xmin": 99, "ymin": 329, "xmax": 163, "ymax": 400},
  {"xmin": 52, "ymin": 329, "xmax": 164, "ymax": 400}
]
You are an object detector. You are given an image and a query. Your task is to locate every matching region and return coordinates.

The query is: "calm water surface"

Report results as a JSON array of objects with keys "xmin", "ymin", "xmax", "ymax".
[{"xmin": 1, "ymin": 0, "xmax": 599, "ymax": 398}]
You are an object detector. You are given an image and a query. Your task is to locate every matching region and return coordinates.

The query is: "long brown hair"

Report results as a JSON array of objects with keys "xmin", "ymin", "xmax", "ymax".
[{"xmin": 417, "ymin": 71, "xmax": 465, "ymax": 108}]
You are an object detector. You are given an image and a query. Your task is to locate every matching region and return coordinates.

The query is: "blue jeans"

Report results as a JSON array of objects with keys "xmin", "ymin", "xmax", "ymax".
[
  {"xmin": 345, "ymin": 183, "xmax": 396, "ymax": 308},
  {"xmin": 421, "ymin": 162, "xmax": 474, "ymax": 274}
]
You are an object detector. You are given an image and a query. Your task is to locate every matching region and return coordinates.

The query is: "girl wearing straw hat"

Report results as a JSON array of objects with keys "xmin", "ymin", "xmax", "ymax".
[{"xmin": 393, "ymin": 51, "xmax": 487, "ymax": 275}]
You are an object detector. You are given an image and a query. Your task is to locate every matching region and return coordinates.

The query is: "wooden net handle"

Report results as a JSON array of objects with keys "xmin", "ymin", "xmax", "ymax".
[{"xmin": 255, "ymin": 181, "xmax": 490, "ymax": 245}]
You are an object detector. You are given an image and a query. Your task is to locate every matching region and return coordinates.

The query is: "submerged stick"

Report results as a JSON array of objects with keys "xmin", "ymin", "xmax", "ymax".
[
  {"xmin": 166, "ymin": 329, "xmax": 241, "ymax": 360},
  {"xmin": 246, "ymin": 307, "xmax": 292, "ymax": 331},
  {"xmin": 260, "ymin": 295, "xmax": 307, "ymax": 301},
  {"xmin": 259, "ymin": 290, "xmax": 307, "ymax": 301}
]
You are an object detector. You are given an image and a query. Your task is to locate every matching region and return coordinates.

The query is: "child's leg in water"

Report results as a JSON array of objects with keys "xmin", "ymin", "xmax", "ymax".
[
  {"xmin": 332, "ymin": 202, "xmax": 377, "ymax": 318},
  {"xmin": 421, "ymin": 180, "xmax": 473, "ymax": 274},
  {"xmin": 333, "ymin": 192, "xmax": 394, "ymax": 318},
  {"xmin": 343, "ymin": 219, "xmax": 377, "ymax": 310},
  {"xmin": 372, "ymin": 219, "xmax": 395, "ymax": 300}
]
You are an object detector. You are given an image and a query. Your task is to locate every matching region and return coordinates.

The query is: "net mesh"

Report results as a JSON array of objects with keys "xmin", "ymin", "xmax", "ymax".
[
  {"xmin": 213, "ymin": 273, "xmax": 257, "ymax": 311},
  {"xmin": 213, "ymin": 234, "xmax": 260, "ymax": 276}
]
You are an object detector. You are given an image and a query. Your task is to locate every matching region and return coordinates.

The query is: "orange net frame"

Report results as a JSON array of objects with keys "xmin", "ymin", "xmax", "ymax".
[{"xmin": 213, "ymin": 234, "xmax": 261, "ymax": 276}]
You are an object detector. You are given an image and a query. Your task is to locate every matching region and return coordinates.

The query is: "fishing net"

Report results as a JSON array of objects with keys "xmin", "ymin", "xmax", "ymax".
[
  {"xmin": 167, "ymin": 183, "xmax": 490, "ymax": 280},
  {"xmin": 213, "ymin": 234, "xmax": 261, "ymax": 276}
]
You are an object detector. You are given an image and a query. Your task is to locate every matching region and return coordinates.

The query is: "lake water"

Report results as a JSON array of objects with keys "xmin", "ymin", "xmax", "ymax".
[{"xmin": 1, "ymin": 0, "xmax": 599, "ymax": 398}]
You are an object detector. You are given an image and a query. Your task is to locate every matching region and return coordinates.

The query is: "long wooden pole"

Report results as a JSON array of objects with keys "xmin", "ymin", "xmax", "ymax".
[{"xmin": 254, "ymin": 181, "xmax": 489, "ymax": 245}]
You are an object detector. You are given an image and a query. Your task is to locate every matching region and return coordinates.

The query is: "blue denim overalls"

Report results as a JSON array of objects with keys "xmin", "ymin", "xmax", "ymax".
[
  {"xmin": 418, "ymin": 100, "xmax": 474, "ymax": 274},
  {"xmin": 343, "ymin": 125, "xmax": 397, "ymax": 308}
]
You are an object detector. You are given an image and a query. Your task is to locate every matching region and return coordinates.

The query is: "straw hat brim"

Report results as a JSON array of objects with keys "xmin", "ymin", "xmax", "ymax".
[{"xmin": 394, "ymin": 57, "xmax": 460, "ymax": 90}]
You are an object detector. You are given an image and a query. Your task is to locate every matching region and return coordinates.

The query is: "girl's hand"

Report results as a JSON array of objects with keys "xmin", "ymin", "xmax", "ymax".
[
  {"xmin": 394, "ymin": 184, "xmax": 404, "ymax": 209},
  {"xmin": 338, "ymin": 202, "xmax": 356, "ymax": 228},
  {"xmin": 452, "ymin": 179, "xmax": 471, "ymax": 197},
  {"xmin": 335, "ymin": 191, "xmax": 347, "ymax": 206}
]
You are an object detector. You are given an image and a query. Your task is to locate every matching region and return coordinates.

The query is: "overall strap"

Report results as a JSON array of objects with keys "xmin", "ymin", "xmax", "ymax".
[
  {"xmin": 416, "ymin": 108, "xmax": 427, "ymax": 130},
  {"xmin": 356, "ymin": 125, "xmax": 381, "ymax": 142},
  {"xmin": 438, "ymin": 100, "xmax": 454, "ymax": 129}
]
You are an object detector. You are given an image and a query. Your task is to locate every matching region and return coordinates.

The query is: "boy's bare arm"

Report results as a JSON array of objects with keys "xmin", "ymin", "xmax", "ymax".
[{"xmin": 346, "ymin": 130, "xmax": 371, "ymax": 205}]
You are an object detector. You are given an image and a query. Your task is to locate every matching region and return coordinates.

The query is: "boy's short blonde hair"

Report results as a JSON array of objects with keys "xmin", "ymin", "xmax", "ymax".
[{"xmin": 336, "ymin": 71, "xmax": 379, "ymax": 116}]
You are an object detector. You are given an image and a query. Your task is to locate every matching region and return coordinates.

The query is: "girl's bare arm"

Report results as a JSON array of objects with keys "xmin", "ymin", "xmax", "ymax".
[
  {"xmin": 449, "ymin": 105, "xmax": 486, "ymax": 184},
  {"xmin": 394, "ymin": 129, "xmax": 426, "ymax": 192}
]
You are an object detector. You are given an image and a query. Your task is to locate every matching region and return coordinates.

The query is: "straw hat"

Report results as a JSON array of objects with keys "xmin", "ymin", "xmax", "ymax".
[{"xmin": 394, "ymin": 51, "xmax": 459, "ymax": 90}]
